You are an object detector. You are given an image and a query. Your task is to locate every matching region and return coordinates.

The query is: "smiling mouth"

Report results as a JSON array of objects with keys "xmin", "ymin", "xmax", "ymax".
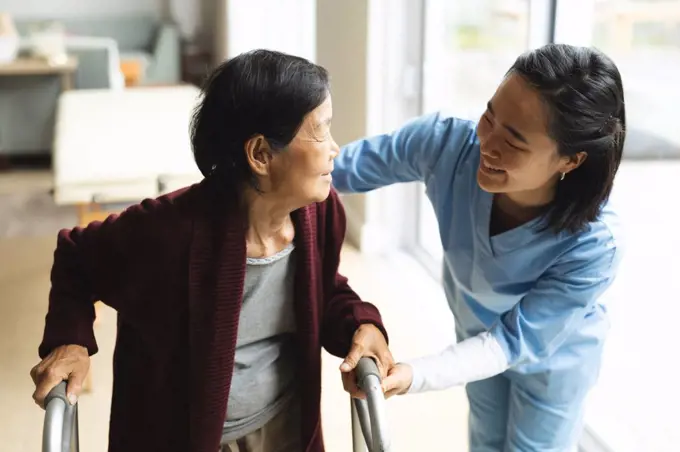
[{"xmin": 481, "ymin": 160, "xmax": 506, "ymax": 173}]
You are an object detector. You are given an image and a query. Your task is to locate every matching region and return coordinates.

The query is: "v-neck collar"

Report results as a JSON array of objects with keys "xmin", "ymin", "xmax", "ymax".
[{"xmin": 478, "ymin": 189, "xmax": 545, "ymax": 257}]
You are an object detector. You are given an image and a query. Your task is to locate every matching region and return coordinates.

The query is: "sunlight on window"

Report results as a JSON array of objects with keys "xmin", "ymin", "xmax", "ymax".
[
  {"xmin": 417, "ymin": 0, "xmax": 531, "ymax": 262},
  {"xmin": 591, "ymin": 0, "xmax": 680, "ymax": 159}
]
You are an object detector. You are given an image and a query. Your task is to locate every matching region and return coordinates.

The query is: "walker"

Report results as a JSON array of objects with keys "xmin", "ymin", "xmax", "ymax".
[{"xmin": 42, "ymin": 357, "xmax": 391, "ymax": 452}]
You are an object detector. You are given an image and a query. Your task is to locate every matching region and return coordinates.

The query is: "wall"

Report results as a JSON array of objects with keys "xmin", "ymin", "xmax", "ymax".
[
  {"xmin": 316, "ymin": 0, "xmax": 423, "ymax": 254},
  {"xmin": 211, "ymin": 0, "xmax": 314, "ymax": 67},
  {"xmin": 1, "ymin": 0, "xmax": 160, "ymax": 19},
  {"xmin": 315, "ymin": 0, "xmax": 370, "ymax": 248}
]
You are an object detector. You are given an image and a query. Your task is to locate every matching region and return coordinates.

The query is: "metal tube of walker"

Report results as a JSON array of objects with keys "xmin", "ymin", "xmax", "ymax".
[
  {"xmin": 351, "ymin": 357, "xmax": 392, "ymax": 452},
  {"xmin": 43, "ymin": 381, "xmax": 79, "ymax": 452}
]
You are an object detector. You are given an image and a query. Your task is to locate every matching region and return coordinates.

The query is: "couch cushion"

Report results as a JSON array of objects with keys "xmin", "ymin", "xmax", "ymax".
[{"xmin": 52, "ymin": 86, "xmax": 203, "ymax": 205}]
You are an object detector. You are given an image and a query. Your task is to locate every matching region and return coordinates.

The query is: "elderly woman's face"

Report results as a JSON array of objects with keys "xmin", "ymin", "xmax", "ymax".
[{"xmin": 268, "ymin": 95, "xmax": 339, "ymax": 205}]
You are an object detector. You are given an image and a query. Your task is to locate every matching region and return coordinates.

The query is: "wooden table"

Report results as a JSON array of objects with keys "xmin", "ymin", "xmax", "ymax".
[{"xmin": 0, "ymin": 56, "xmax": 78, "ymax": 90}]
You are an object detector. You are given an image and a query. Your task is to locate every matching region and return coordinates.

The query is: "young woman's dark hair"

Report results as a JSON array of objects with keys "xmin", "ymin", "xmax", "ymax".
[
  {"xmin": 510, "ymin": 43, "xmax": 626, "ymax": 234},
  {"xmin": 190, "ymin": 49, "xmax": 330, "ymax": 193}
]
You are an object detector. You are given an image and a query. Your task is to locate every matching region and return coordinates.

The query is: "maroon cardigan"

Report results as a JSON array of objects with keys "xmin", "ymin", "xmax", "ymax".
[{"xmin": 38, "ymin": 181, "xmax": 387, "ymax": 452}]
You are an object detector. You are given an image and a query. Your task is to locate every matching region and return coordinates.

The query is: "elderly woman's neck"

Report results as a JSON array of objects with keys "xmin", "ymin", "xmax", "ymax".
[{"xmin": 243, "ymin": 190, "xmax": 296, "ymax": 257}]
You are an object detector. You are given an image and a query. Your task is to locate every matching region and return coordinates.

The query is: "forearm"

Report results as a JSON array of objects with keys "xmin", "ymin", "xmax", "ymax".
[
  {"xmin": 321, "ymin": 275, "xmax": 387, "ymax": 357},
  {"xmin": 332, "ymin": 113, "xmax": 452, "ymax": 193},
  {"xmin": 406, "ymin": 331, "xmax": 508, "ymax": 394},
  {"xmin": 333, "ymin": 134, "xmax": 421, "ymax": 193},
  {"xmin": 39, "ymin": 228, "xmax": 100, "ymax": 358},
  {"xmin": 320, "ymin": 189, "xmax": 388, "ymax": 356}
]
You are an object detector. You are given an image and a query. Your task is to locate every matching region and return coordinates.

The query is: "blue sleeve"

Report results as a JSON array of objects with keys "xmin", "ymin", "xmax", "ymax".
[
  {"xmin": 332, "ymin": 112, "xmax": 475, "ymax": 193},
  {"xmin": 490, "ymin": 228, "xmax": 622, "ymax": 367}
]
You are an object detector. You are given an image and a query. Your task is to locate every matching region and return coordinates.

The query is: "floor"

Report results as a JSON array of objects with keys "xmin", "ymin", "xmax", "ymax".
[
  {"xmin": 4, "ymin": 163, "xmax": 678, "ymax": 452},
  {"xmin": 0, "ymin": 170, "xmax": 468, "ymax": 452}
]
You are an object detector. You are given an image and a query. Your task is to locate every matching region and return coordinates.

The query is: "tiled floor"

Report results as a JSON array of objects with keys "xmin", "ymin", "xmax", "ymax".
[{"xmin": 0, "ymin": 171, "xmax": 468, "ymax": 452}]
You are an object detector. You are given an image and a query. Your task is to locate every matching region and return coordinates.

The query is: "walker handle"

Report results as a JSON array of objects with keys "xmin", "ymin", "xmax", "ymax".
[{"xmin": 43, "ymin": 381, "xmax": 79, "ymax": 452}]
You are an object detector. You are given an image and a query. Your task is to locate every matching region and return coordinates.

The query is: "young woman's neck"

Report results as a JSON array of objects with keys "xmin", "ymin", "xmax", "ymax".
[{"xmin": 497, "ymin": 183, "xmax": 556, "ymax": 225}]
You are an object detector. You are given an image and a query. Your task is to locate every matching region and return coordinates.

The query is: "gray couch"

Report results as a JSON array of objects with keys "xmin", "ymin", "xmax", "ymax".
[
  {"xmin": 0, "ymin": 37, "xmax": 123, "ymax": 156},
  {"xmin": 0, "ymin": 15, "xmax": 181, "ymax": 156},
  {"xmin": 16, "ymin": 15, "xmax": 181, "ymax": 86}
]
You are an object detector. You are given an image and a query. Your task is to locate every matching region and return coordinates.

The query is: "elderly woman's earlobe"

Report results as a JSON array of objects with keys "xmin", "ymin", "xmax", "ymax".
[{"xmin": 244, "ymin": 135, "xmax": 275, "ymax": 177}]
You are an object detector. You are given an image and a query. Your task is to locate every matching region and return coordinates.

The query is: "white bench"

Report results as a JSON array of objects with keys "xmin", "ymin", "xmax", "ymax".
[{"xmin": 53, "ymin": 85, "xmax": 203, "ymax": 209}]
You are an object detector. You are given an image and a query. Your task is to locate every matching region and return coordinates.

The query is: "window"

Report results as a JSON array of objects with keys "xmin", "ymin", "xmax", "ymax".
[
  {"xmin": 415, "ymin": 0, "xmax": 535, "ymax": 265},
  {"xmin": 555, "ymin": 1, "xmax": 680, "ymax": 450},
  {"xmin": 586, "ymin": 0, "xmax": 680, "ymax": 160},
  {"xmin": 409, "ymin": 0, "xmax": 678, "ymax": 450}
]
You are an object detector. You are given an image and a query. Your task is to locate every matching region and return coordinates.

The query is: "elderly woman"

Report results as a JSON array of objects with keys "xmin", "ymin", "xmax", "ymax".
[{"xmin": 30, "ymin": 49, "xmax": 393, "ymax": 452}]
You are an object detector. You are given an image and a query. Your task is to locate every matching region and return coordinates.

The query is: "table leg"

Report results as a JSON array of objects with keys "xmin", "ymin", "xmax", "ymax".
[{"xmin": 61, "ymin": 72, "xmax": 73, "ymax": 91}]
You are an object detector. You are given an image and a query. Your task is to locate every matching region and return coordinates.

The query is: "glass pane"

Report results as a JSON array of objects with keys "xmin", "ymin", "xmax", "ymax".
[
  {"xmin": 573, "ymin": 2, "xmax": 680, "ymax": 450},
  {"xmin": 417, "ymin": 0, "xmax": 531, "ymax": 260},
  {"xmin": 422, "ymin": 0, "xmax": 531, "ymax": 119},
  {"xmin": 592, "ymin": 0, "xmax": 680, "ymax": 160}
]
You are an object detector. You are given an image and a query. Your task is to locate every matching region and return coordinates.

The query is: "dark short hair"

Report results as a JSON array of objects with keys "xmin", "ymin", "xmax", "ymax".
[
  {"xmin": 190, "ymin": 49, "xmax": 330, "ymax": 194},
  {"xmin": 510, "ymin": 43, "xmax": 626, "ymax": 234}
]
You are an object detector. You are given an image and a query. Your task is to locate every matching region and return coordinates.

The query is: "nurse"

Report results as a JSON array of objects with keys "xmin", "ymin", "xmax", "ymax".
[{"xmin": 332, "ymin": 43, "xmax": 626, "ymax": 451}]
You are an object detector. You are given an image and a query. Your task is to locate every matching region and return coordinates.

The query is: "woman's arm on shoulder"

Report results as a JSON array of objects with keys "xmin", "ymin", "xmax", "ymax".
[
  {"xmin": 317, "ymin": 188, "xmax": 389, "ymax": 358},
  {"xmin": 39, "ymin": 195, "xmax": 183, "ymax": 358},
  {"xmin": 332, "ymin": 112, "xmax": 477, "ymax": 193}
]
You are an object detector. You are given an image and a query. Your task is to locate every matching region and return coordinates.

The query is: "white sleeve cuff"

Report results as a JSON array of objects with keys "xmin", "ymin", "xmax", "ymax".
[{"xmin": 405, "ymin": 331, "xmax": 509, "ymax": 394}]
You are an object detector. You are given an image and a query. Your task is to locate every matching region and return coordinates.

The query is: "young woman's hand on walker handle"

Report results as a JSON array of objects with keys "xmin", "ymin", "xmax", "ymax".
[
  {"xmin": 30, "ymin": 344, "xmax": 90, "ymax": 409},
  {"xmin": 381, "ymin": 363, "xmax": 413, "ymax": 398}
]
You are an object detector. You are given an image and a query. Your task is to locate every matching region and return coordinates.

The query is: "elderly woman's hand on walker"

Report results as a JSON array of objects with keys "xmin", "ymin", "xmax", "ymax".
[
  {"xmin": 30, "ymin": 344, "xmax": 89, "ymax": 408},
  {"xmin": 340, "ymin": 323, "xmax": 394, "ymax": 399}
]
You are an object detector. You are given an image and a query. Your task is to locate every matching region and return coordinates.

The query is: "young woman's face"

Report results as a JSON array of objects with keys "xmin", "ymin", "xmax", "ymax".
[{"xmin": 475, "ymin": 72, "xmax": 582, "ymax": 198}]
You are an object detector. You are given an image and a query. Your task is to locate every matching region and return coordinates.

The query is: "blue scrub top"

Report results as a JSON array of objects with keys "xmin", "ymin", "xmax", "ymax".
[{"xmin": 332, "ymin": 112, "xmax": 624, "ymax": 388}]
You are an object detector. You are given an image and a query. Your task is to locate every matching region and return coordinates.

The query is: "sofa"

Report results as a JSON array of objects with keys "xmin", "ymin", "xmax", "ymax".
[
  {"xmin": 15, "ymin": 15, "xmax": 181, "ymax": 86},
  {"xmin": 0, "ymin": 36, "xmax": 124, "ymax": 156},
  {"xmin": 0, "ymin": 15, "xmax": 181, "ymax": 156}
]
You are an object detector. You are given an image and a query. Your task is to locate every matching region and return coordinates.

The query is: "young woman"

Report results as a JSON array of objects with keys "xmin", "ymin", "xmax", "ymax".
[
  {"xmin": 332, "ymin": 43, "xmax": 625, "ymax": 451},
  {"xmin": 30, "ymin": 49, "xmax": 394, "ymax": 452}
]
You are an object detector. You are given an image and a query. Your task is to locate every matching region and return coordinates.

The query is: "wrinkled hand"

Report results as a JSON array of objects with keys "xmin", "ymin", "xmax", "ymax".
[
  {"xmin": 30, "ymin": 344, "xmax": 90, "ymax": 409},
  {"xmin": 340, "ymin": 324, "xmax": 394, "ymax": 399},
  {"xmin": 381, "ymin": 363, "xmax": 413, "ymax": 398}
]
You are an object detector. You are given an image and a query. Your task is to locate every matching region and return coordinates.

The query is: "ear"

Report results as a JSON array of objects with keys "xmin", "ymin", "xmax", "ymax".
[
  {"xmin": 560, "ymin": 151, "xmax": 587, "ymax": 176},
  {"xmin": 244, "ymin": 134, "xmax": 274, "ymax": 177}
]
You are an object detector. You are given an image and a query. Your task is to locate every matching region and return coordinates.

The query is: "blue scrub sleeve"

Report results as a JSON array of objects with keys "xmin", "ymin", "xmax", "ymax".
[
  {"xmin": 490, "ymin": 240, "xmax": 620, "ymax": 367},
  {"xmin": 331, "ymin": 112, "xmax": 463, "ymax": 193}
]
